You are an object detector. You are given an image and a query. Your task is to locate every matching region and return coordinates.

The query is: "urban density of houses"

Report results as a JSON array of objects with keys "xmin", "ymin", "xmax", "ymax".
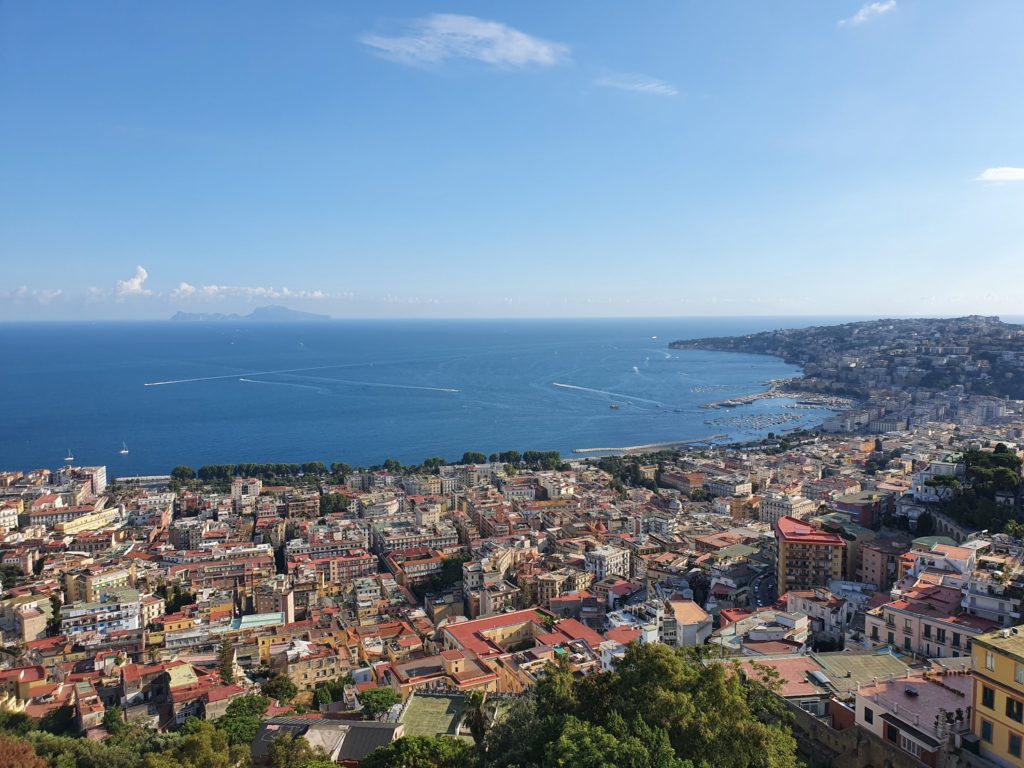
[{"xmin": 6, "ymin": 353, "xmax": 1024, "ymax": 766}]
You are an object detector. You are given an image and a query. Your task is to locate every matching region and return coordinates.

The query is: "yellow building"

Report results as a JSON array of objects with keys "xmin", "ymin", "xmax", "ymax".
[
  {"xmin": 972, "ymin": 627, "xmax": 1024, "ymax": 767},
  {"xmin": 65, "ymin": 566, "xmax": 131, "ymax": 603}
]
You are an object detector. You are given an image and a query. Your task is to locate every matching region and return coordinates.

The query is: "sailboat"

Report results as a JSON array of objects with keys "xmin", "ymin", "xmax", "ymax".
[
  {"xmin": 119, "ymin": 441, "xmax": 129, "ymax": 456},
  {"xmin": 64, "ymin": 449, "xmax": 74, "ymax": 462}
]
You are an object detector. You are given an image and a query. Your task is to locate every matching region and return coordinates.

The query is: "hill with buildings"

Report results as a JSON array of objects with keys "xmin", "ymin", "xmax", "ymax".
[{"xmin": 670, "ymin": 315, "xmax": 1024, "ymax": 399}]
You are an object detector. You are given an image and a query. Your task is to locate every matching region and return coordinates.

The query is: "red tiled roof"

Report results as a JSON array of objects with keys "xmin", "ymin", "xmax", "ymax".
[{"xmin": 775, "ymin": 516, "xmax": 845, "ymax": 546}]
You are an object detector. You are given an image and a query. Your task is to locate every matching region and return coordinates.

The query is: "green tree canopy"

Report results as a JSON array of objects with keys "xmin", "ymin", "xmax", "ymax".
[
  {"xmin": 360, "ymin": 735, "xmax": 478, "ymax": 768},
  {"xmin": 359, "ymin": 687, "xmax": 401, "ymax": 719},
  {"xmin": 261, "ymin": 674, "xmax": 298, "ymax": 703}
]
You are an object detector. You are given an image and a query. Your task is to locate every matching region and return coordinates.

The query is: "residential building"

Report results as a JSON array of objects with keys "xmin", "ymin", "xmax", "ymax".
[
  {"xmin": 972, "ymin": 627, "xmax": 1024, "ymax": 768},
  {"xmin": 775, "ymin": 516, "xmax": 845, "ymax": 595}
]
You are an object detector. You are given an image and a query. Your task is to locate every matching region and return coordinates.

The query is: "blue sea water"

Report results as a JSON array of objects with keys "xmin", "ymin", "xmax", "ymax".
[{"xmin": 0, "ymin": 317, "xmax": 850, "ymax": 476}]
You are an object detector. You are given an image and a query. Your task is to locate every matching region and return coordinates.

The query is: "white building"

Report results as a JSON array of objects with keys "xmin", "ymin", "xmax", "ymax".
[
  {"xmin": 759, "ymin": 492, "xmax": 816, "ymax": 525},
  {"xmin": 60, "ymin": 588, "xmax": 141, "ymax": 637},
  {"xmin": 585, "ymin": 545, "xmax": 630, "ymax": 581}
]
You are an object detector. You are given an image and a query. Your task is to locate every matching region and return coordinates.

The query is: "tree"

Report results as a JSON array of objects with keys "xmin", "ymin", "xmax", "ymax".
[
  {"xmin": 261, "ymin": 674, "xmax": 298, "ymax": 703},
  {"xmin": 320, "ymin": 493, "xmax": 349, "ymax": 514},
  {"xmin": 361, "ymin": 736, "xmax": 478, "ymax": 768},
  {"xmin": 482, "ymin": 643, "xmax": 797, "ymax": 768},
  {"xmin": 359, "ymin": 687, "xmax": 400, "ymax": 719},
  {"xmin": 267, "ymin": 733, "xmax": 332, "ymax": 768},
  {"xmin": 0, "ymin": 734, "xmax": 46, "ymax": 768},
  {"xmin": 217, "ymin": 637, "xmax": 235, "ymax": 685},
  {"xmin": 916, "ymin": 511, "xmax": 936, "ymax": 537},
  {"xmin": 46, "ymin": 594, "xmax": 62, "ymax": 636},
  {"xmin": 102, "ymin": 705, "xmax": 126, "ymax": 737},
  {"xmin": 312, "ymin": 678, "xmax": 349, "ymax": 708},
  {"xmin": 460, "ymin": 452, "xmax": 487, "ymax": 465},
  {"xmin": 142, "ymin": 719, "xmax": 239, "ymax": 768},
  {"xmin": 215, "ymin": 694, "xmax": 270, "ymax": 746},
  {"xmin": 464, "ymin": 691, "xmax": 487, "ymax": 749},
  {"xmin": 170, "ymin": 466, "xmax": 196, "ymax": 482}
]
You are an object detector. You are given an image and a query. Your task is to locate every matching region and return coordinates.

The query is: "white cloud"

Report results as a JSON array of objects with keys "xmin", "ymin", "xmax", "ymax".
[
  {"xmin": 170, "ymin": 282, "xmax": 197, "ymax": 300},
  {"xmin": 976, "ymin": 167, "xmax": 1024, "ymax": 183},
  {"xmin": 115, "ymin": 265, "xmax": 153, "ymax": 298},
  {"xmin": 5, "ymin": 286, "xmax": 64, "ymax": 304},
  {"xmin": 170, "ymin": 282, "xmax": 341, "ymax": 302},
  {"xmin": 360, "ymin": 14, "xmax": 569, "ymax": 68},
  {"xmin": 595, "ymin": 74, "xmax": 678, "ymax": 97},
  {"xmin": 85, "ymin": 286, "xmax": 108, "ymax": 302},
  {"xmin": 838, "ymin": 1, "xmax": 896, "ymax": 27}
]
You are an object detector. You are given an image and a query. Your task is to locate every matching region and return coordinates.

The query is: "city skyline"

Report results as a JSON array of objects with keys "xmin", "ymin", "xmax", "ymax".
[{"xmin": 3, "ymin": 1, "xmax": 1024, "ymax": 320}]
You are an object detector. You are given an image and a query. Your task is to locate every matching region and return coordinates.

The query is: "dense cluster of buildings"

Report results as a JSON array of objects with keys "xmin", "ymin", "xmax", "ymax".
[{"xmin": 5, "ymin": 381, "xmax": 1024, "ymax": 765}]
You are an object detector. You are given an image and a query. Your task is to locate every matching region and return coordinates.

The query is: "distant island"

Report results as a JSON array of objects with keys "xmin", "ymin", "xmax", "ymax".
[
  {"xmin": 170, "ymin": 305, "xmax": 332, "ymax": 323},
  {"xmin": 670, "ymin": 315, "xmax": 1024, "ymax": 399}
]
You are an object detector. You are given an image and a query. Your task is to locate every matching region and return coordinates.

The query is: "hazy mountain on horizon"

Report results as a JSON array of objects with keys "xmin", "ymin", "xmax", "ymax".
[{"xmin": 170, "ymin": 305, "xmax": 332, "ymax": 322}]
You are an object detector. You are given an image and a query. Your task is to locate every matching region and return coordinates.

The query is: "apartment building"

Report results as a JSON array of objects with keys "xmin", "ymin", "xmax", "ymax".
[
  {"xmin": 972, "ymin": 627, "xmax": 1024, "ymax": 768},
  {"xmin": 775, "ymin": 516, "xmax": 845, "ymax": 595},
  {"xmin": 61, "ymin": 588, "xmax": 141, "ymax": 637},
  {"xmin": 759, "ymin": 492, "xmax": 816, "ymax": 526},
  {"xmin": 584, "ymin": 546, "xmax": 630, "ymax": 581},
  {"xmin": 866, "ymin": 583, "xmax": 1000, "ymax": 659}
]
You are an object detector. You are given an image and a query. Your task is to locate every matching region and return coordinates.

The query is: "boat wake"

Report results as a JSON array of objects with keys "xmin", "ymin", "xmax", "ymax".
[{"xmin": 551, "ymin": 382, "xmax": 664, "ymax": 406}]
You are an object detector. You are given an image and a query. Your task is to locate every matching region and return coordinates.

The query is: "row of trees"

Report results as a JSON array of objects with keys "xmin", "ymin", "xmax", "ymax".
[
  {"xmin": 362, "ymin": 643, "xmax": 799, "ymax": 768},
  {"xmin": 0, "ymin": 695, "xmax": 331, "ymax": 768},
  {"xmin": 168, "ymin": 449, "xmax": 572, "ymax": 487}
]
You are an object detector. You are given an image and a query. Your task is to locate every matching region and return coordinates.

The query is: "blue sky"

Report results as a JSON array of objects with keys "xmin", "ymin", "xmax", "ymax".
[{"xmin": 2, "ymin": 1, "xmax": 1023, "ymax": 320}]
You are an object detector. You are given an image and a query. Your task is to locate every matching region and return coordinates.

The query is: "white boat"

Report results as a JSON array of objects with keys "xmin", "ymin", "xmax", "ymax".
[
  {"xmin": 119, "ymin": 441, "xmax": 129, "ymax": 456},
  {"xmin": 64, "ymin": 449, "xmax": 74, "ymax": 462}
]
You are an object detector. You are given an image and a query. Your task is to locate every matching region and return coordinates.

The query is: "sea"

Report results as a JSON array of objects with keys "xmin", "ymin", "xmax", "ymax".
[{"xmin": 0, "ymin": 317, "xmax": 858, "ymax": 477}]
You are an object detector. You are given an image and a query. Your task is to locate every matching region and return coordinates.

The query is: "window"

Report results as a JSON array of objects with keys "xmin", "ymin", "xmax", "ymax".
[
  {"xmin": 900, "ymin": 735, "xmax": 922, "ymax": 758},
  {"xmin": 887, "ymin": 631, "xmax": 895, "ymax": 645},
  {"xmin": 871, "ymin": 626, "xmax": 879, "ymax": 641},
  {"xmin": 864, "ymin": 707, "xmax": 874, "ymax": 724},
  {"xmin": 1011, "ymin": 733, "xmax": 1023, "ymax": 758},
  {"xmin": 983, "ymin": 686, "xmax": 996, "ymax": 709},
  {"xmin": 981, "ymin": 720, "xmax": 993, "ymax": 743},
  {"xmin": 904, "ymin": 637, "xmax": 912, "ymax": 651},
  {"xmin": 986, "ymin": 651, "xmax": 996, "ymax": 671},
  {"xmin": 904, "ymin": 619, "xmax": 912, "ymax": 632},
  {"xmin": 936, "ymin": 628, "xmax": 946, "ymax": 644},
  {"xmin": 923, "ymin": 625, "xmax": 932, "ymax": 639},
  {"xmin": 1008, "ymin": 697, "xmax": 1023, "ymax": 723},
  {"xmin": 885, "ymin": 723, "xmax": 899, "ymax": 743},
  {"xmin": 1016, "ymin": 664, "xmax": 1024, "ymax": 685},
  {"xmin": 952, "ymin": 632, "xmax": 961, "ymax": 649}
]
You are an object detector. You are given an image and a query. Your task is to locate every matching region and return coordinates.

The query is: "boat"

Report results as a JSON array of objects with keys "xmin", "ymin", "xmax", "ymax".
[
  {"xmin": 650, "ymin": 335, "xmax": 658, "ymax": 340},
  {"xmin": 64, "ymin": 449, "xmax": 74, "ymax": 462},
  {"xmin": 119, "ymin": 441, "xmax": 129, "ymax": 456},
  {"xmin": 609, "ymin": 404, "xmax": 620, "ymax": 410}
]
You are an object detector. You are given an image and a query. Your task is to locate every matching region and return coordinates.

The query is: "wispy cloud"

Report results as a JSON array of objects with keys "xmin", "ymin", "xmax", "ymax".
[
  {"xmin": 115, "ymin": 265, "xmax": 153, "ymax": 298},
  {"xmin": 838, "ymin": 1, "xmax": 896, "ymax": 27},
  {"xmin": 976, "ymin": 167, "xmax": 1024, "ymax": 183},
  {"xmin": 4, "ymin": 286, "xmax": 64, "ymax": 305},
  {"xmin": 170, "ymin": 282, "xmax": 343, "ymax": 302},
  {"xmin": 360, "ymin": 14, "xmax": 569, "ymax": 68},
  {"xmin": 595, "ymin": 74, "xmax": 678, "ymax": 97}
]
